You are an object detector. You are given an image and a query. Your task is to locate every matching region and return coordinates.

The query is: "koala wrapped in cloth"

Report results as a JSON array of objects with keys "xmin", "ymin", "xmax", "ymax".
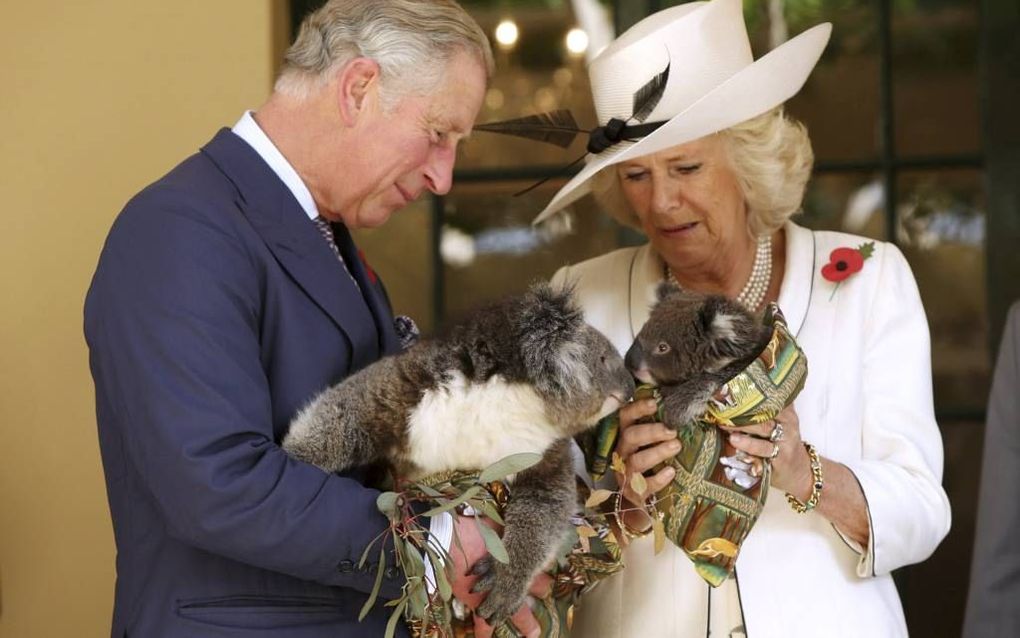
[
  {"xmin": 283, "ymin": 283, "xmax": 635, "ymax": 628},
  {"xmin": 586, "ymin": 285, "xmax": 808, "ymax": 587}
]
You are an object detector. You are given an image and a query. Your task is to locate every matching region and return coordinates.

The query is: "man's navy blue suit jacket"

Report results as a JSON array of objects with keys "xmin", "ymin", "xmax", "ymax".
[{"xmin": 85, "ymin": 129, "xmax": 410, "ymax": 637}]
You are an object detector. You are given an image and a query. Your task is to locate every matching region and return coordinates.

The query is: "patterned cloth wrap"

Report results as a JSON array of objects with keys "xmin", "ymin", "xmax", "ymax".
[
  {"xmin": 402, "ymin": 472, "xmax": 623, "ymax": 638},
  {"xmin": 583, "ymin": 303, "xmax": 808, "ymax": 587}
]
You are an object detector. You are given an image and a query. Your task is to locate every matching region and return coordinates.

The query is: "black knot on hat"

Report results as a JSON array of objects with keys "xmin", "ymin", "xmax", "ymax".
[{"xmin": 587, "ymin": 118, "xmax": 628, "ymax": 154}]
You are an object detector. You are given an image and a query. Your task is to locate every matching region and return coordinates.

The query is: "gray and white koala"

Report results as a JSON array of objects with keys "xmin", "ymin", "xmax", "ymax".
[
  {"xmin": 625, "ymin": 284, "xmax": 772, "ymax": 428},
  {"xmin": 282, "ymin": 283, "xmax": 634, "ymax": 623}
]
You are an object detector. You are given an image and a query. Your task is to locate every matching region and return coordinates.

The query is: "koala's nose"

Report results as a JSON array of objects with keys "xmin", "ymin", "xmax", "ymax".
[{"xmin": 624, "ymin": 342, "xmax": 643, "ymax": 373}]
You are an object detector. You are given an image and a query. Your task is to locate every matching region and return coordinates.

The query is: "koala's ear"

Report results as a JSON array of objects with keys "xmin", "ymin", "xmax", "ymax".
[
  {"xmin": 656, "ymin": 281, "xmax": 681, "ymax": 303},
  {"xmin": 703, "ymin": 296, "xmax": 758, "ymax": 360}
]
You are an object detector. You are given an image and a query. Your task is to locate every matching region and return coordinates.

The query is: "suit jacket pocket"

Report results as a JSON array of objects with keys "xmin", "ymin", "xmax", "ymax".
[{"xmin": 176, "ymin": 595, "xmax": 349, "ymax": 630}]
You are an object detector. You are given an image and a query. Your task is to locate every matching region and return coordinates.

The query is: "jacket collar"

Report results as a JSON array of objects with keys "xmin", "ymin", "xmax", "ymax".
[
  {"xmin": 200, "ymin": 128, "xmax": 394, "ymax": 369},
  {"xmin": 627, "ymin": 221, "xmax": 814, "ymax": 337}
]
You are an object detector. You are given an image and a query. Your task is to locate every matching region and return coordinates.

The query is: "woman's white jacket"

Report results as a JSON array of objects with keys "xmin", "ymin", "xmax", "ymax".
[{"xmin": 552, "ymin": 222, "xmax": 951, "ymax": 638}]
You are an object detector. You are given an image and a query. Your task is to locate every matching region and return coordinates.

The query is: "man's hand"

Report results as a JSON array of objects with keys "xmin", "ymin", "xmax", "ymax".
[{"xmin": 447, "ymin": 514, "xmax": 552, "ymax": 638}]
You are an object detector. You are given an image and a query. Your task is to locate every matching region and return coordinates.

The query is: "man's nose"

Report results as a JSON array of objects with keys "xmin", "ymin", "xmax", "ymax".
[{"xmin": 424, "ymin": 147, "xmax": 456, "ymax": 195}]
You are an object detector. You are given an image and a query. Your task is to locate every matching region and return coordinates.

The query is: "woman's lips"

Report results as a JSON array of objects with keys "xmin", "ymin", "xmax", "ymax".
[{"xmin": 659, "ymin": 221, "xmax": 699, "ymax": 236}]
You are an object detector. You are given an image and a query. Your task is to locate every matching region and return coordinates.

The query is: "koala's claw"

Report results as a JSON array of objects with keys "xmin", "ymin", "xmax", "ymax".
[
  {"xmin": 469, "ymin": 555, "xmax": 497, "ymax": 594},
  {"xmin": 469, "ymin": 556, "xmax": 528, "ymax": 623}
]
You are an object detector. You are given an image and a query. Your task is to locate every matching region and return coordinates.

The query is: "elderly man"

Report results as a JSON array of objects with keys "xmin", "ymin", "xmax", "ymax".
[{"xmin": 84, "ymin": 2, "xmax": 535, "ymax": 636}]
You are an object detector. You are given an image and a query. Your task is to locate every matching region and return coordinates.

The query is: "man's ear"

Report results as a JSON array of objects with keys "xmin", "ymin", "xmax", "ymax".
[{"xmin": 336, "ymin": 57, "xmax": 381, "ymax": 126}]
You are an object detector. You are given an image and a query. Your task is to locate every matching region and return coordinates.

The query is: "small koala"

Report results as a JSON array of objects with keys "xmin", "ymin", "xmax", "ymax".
[
  {"xmin": 283, "ymin": 283, "xmax": 634, "ymax": 623},
  {"xmin": 625, "ymin": 284, "xmax": 772, "ymax": 428}
]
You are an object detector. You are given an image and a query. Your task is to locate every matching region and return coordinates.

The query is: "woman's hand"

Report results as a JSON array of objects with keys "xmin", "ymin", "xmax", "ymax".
[
  {"xmin": 726, "ymin": 404, "xmax": 813, "ymax": 502},
  {"xmin": 614, "ymin": 398, "xmax": 681, "ymax": 530}
]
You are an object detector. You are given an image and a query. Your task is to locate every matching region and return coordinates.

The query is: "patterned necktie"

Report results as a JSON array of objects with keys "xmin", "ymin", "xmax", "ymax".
[
  {"xmin": 312, "ymin": 216, "xmax": 359, "ymax": 290},
  {"xmin": 314, "ymin": 216, "xmax": 422, "ymax": 351}
]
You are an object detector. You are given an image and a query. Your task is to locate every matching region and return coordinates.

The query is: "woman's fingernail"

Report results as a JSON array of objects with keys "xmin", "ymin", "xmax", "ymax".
[
  {"xmin": 669, "ymin": 440, "xmax": 682, "ymax": 451},
  {"xmin": 665, "ymin": 467, "xmax": 676, "ymax": 479},
  {"xmin": 730, "ymin": 433, "xmax": 744, "ymax": 443}
]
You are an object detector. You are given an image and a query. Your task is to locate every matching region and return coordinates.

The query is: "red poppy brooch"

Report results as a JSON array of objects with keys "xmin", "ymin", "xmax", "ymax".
[{"xmin": 822, "ymin": 242, "xmax": 875, "ymax": 300}]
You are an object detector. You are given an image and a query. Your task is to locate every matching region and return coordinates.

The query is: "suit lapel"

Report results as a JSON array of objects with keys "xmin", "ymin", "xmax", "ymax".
[{"xmin": 200, "ymin": 129, "xmax": 379, "ymax": 370}]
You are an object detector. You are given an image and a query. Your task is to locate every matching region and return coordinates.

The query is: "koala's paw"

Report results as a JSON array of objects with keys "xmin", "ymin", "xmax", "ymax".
[{"xmin": 470, "ymin": 556, "xmax": 528, "ymax": 624}]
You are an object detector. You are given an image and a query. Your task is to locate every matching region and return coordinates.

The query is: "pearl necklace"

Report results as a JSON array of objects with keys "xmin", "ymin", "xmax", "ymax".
[{"xmin": 664, "ymin": 234, "xmax": 773, "ymax": 312}]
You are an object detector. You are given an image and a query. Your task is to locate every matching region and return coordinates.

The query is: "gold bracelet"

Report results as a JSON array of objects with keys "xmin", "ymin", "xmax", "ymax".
[
  {"xmin": 785, "ymin": 442, "xmax": 823, "ymax": 513},
  {"xmin": 613, "ymin": 490, "xmax": 653, "ymax": 539}
]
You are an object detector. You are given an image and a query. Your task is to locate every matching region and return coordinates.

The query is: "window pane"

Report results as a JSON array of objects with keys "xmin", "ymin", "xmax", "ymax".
[
  {"xmin": 892, "ymin": 0, "xmax": 980, "ymax": 157},
  {"xmin": 351, "ymin": 200, "xmax": 436, "ymax": 334},
  {"xmin": 782, "ymin": 0, "xmax": 882, "ymax": 164},
  {"xmin": 459, "ymin": 2, "xmax": 610, "ymax": 170},
  {"xmin": 799, "ymin": 171, "xmax": 888, "ymax": 240},
  {"xmin": 441, "ymin": 179, "xmax": 622, "ymax": 317},
  {"xmin": 655, "ymin": 0, "xmax": 882, "ymax": 162},
  {"xmin": 896, "ymin": 168, "xmax": 988, "ymax": 414}
]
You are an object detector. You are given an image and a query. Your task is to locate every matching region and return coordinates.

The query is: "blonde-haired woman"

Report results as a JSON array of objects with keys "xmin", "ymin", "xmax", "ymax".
[{"xmin": 533, "ymin": 0, "xmax": 951, "ymax": 635}]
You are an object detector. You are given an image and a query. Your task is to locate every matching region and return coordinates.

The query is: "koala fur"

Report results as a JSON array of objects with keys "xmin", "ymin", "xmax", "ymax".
[
  {"xmin": 625, "ymin": 284, "xmax": 772, "ymax": 428},
  {"xmin": 283, "ymin": 283, "xmax": 634, "ymax": 623}
]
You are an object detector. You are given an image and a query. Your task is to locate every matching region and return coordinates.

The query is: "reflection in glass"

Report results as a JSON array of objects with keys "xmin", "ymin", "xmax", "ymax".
[
  {"xmin": 351, "ymin": 200, "xmax": 435, "ymax": 333},
  {"xmin": 442, "ymin": 179, "xmax": 621, "ymax": 318},
  {"xmin": 896, "ymin": 169, "xmax": 988, "ymax": 414},
  {"xmin": 799, "ymin": 171, "xmax": 887, "ymax": 240},
  {"xmin": 892, "ymin": 0, "xmax": 980, "ymax": 156},
  {"xmin": 459, "ymin": 2, "xmax": 609, "ymax": 169},
  {"xmin": 653, "ymin": 0, "xmax": 882, "ymax": 163}
]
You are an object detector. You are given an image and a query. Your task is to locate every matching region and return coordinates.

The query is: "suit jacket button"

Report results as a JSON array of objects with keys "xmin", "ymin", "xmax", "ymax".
[
  {"xmin": 337, "ymin": 560, "xmax": 354, "ymax": 573},
  {"xmin": 384, "ymin": 566, "xmax": 400, "ymax": 579}
]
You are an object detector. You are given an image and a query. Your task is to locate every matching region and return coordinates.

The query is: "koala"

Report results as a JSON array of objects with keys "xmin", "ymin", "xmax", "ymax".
[
  {"xmin": 625, "ymin": 284, "xmax": 772, "ymax": 428},
  {"xmin": 283, "ymin": 283, "xmax": 635, "ymax": 624}
]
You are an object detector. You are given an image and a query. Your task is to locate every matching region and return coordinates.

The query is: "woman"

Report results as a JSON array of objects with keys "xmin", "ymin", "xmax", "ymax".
[{"xmin": 536, "ymin": 0, "xmax": 951, "ymax": 635}]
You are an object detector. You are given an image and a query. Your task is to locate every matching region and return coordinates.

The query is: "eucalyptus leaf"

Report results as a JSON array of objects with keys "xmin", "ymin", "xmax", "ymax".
[
  {"xmin": 403, "ymin": 538, "xmax": 426, "ymax": 578},
  {"xmin": 358, "ymin": 546, "xmax": 386, "ymax": 621},
  {"xmin": 611, "ymin": 452, "xmax": 627, "ymax": 474},
  {"xmin": 477, "ymin": 521, "xmax": 510, "ymax": 564},
  {"xmin": 477, "ymin": 499, "xmax": 505, "ymax": 526},
  {"xmin": 383, "ymin": 598, "xmax": 408, "ymax": 638},
  {"xmin": 358, "ymin": 534, "xmax": 378, "ymax": 569},
  {"xmin": 421, "ymin": 485, "xmax": 483, "ymax": 517},
  {"xmin": 407, "ymin": 577, "xmax": 428, "ymax": 618},
  {"xmin": 426, "ymin": 546, "xmax": 453, "ymax": 602},
  {"xmin": 585, "ymin": 489, "xmax": 615, "ymax": 508},
  {"xmin": 413, "ymin": 482, "xmax": 445, "ymax": 498},
  {"xmin": 479, "ymin": 452, "xmax": 543, "ymax": 483},
  {"xmin": 630, "ymin": 472, "xmax": 648, "ymax": 496},
  {"xmin": 652, "ymin": 517, "xmax": 666, "ymax": 555},
  {"xmin": 376, "ymin": 491, "xmax": 400, "ymax": 519}
]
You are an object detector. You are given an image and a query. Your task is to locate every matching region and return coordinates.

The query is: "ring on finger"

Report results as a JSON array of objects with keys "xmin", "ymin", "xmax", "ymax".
[
  {"xmin": 768, "ymin": 442, "xmax": 781, "ymax": 460},
  {"xmin": 770, "ymin": 421, "xmax": 785, "ymax": 443}
]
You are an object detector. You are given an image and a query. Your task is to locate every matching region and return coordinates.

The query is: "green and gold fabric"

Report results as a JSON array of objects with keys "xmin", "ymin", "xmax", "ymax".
[{"xmin": 584, "ymin": 303, "xmax": 808, "ymax": 587}]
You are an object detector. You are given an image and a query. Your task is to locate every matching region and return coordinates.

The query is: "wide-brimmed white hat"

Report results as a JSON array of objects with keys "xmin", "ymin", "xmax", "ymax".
[{"xmin": 531, "ymin": 0, "xmax": 831, "ymax": 225}]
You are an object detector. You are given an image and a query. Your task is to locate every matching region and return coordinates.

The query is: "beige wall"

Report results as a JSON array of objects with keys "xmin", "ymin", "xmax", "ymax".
[{"xmin": 0, "ymin": 2, "xmax": 281, "ymax": 636}]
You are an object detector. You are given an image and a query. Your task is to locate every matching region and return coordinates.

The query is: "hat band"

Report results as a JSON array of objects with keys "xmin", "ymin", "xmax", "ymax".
[{"xmin": 587, "ymin": 117, "xmax": 668, "ymax": 155}]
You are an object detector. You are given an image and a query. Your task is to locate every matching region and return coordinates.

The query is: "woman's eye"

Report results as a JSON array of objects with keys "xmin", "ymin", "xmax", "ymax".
[
  {"xmin": 623, "ymin": 171, "xmax": 647, "ymax": 182},
  {"xmin": 656, "ymin": 342, "xmax": 670, "ymax": 354},
  {"xmin": 672, "ymin": 163, "xmax": 702, "ymax": 175}
]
